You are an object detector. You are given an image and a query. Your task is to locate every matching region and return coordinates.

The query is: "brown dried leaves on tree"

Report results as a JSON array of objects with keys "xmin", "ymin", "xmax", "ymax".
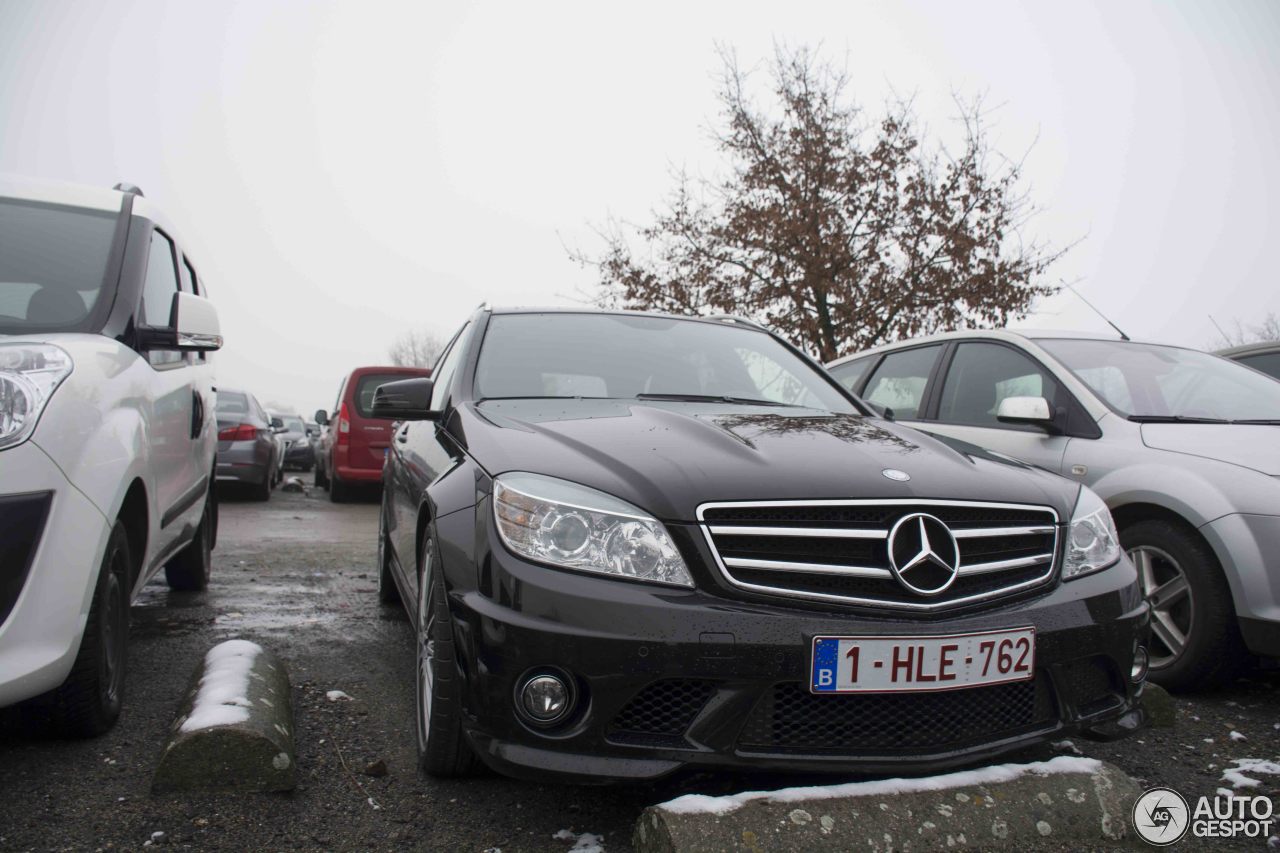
[{"xmin": 575, "ymin": 47, "xmax": 1065, "ymax": 361}]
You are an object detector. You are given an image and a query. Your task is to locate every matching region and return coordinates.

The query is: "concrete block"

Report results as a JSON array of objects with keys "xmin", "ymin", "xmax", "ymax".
[
  {"xmin": 634, "ymin": 757, "xmax": 1141, "ymax": 852},
  {"xmin": 153, "ymin": 639, "xmax": 296, "ymax": 793}
]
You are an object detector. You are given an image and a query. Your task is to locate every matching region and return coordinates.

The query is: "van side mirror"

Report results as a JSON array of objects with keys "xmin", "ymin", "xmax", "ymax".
[
  {"xmin": 370, "ymin": 378, "xmax": 437, "ymax": 421},
  {"xmin": 140, "ymin": 292, "xmax": 223, "ymax": 352},
  {"xmin": 996, "ymin": 396, "xmax": 1059, "ymax": 432},
  {"xmin": 314, "ymin": 410, "xmax": 329, "ymax": 426}
]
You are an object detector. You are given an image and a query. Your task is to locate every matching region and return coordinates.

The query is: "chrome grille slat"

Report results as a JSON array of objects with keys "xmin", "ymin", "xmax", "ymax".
[
  {"xmin": 708, "ymin": 525, "xmax": 888, "ymax": 540},
  {"xmin": 721, "ymin": 557, "xmax": 893, "ymax": 578},
  {"xmin": 957, "ymin": 553, "xmax": 1055, "ymax": 576},
  {"xmin": 698, "ymin": 499, "xmax": 1060, "ymax": 611},
  {"xmin": 952, "ymin": 525, "xmax": 1055, "ymax": 539}
]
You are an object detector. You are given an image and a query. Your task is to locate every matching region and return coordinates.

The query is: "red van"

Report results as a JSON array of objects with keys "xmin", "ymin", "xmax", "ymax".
[{"xmin": 314, "ymin": 365, "xmax": 430, "ymax": 502}]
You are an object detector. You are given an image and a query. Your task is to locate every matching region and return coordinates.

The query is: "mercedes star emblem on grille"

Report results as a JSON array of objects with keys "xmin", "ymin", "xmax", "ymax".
[{"xmin": 887, "ymin": 513, "xmax": 961, "ymax": 595}]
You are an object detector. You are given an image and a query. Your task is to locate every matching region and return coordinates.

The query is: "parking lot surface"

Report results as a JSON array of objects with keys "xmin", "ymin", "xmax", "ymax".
[{"xmin": 1, "ymin": 481, "xmax": 1277, "ymax": 851}]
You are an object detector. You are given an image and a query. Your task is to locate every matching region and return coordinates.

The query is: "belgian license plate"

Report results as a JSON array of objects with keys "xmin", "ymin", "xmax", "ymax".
[{"xmin": 810, "ymin": 628, "xmax": 1035, "ymax": 694}]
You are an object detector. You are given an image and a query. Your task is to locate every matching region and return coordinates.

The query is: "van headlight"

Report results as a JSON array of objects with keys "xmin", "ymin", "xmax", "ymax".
[
  {"xmin": 493, "ymin": 472, "xmax": 694, "ymax": 587},
  {"xmin": 1062, "ymin": 485, "xmax": 1121, "ymax": 580},
  {"xmin": 0, "ymin": 344, "xmax": 73, "ymax": 451}
]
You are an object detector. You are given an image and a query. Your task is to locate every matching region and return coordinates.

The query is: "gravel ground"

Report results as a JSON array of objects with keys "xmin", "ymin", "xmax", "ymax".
[{"xmin": 1, "ymin": 478, "xmax": 1277, "ymax": 852}]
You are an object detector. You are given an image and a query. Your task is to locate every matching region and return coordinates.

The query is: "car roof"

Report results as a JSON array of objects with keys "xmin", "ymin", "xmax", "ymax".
[
  {"xmin": 487, "ymin": 306, "xmax": 771, "ymax": 331},
  {"xmin": 1216, "ymin": 341, "xmax": 1280, "ymax": 358},
  {"xmin": 0, "ymin": 174, "xmax": 128, "ymax": 213},
  {"xmin": 827, "ymin": 327, "xmax": 1154, "ymax": 367}
]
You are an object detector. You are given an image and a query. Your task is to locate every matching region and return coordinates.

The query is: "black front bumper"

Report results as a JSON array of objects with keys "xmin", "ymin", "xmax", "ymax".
[{"xmin": 441, "ymin": 513, "xmax": 1149, "ymax": 783}]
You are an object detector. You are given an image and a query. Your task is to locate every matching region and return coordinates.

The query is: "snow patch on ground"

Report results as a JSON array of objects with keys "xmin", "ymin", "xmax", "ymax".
[
  {"xmin": 658, "ymin": 756, "xmax": 1101, "ymax": 816},
  {"xmin": 1222, "ymin": 758, "xmax": 1280, "ymax": 789},
  {"xmin": 554, "ymin": 830, "xmax": 604, "ymax": 851},
  {"xmin": 1230, "ymin": 730, "xmax": 1247, "ymax": 742},
  {"xmin": 326, "ymin": 690, "xmax": 353, "ymax": 702},
  {"xmin": 179, "ymin": 640, "xmax": 261, "ymax": 733}
]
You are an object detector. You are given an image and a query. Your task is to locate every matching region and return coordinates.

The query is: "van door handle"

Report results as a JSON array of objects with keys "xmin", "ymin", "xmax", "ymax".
[{"xmin": 191, "ymin": 390, "xmax": 204, "ymax": 439}]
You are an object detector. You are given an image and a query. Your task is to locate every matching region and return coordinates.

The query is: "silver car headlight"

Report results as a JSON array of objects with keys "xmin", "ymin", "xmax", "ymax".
[
  {"xmin": 0, "ymin": 344, "xmax": 73, "ymax": 451},
  {"xmin": 1062, "ymin": 485, "xmax": 1121, "ymax": 580},
  {"xmin": 493, "ymin": 472, "xmax": 694, "ymax": 588}
]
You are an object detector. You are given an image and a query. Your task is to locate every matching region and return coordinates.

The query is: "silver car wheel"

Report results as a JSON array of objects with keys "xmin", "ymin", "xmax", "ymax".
[
  {"xmin": 414, "ymin": 542, "xmax": 435, "ymax": 753},
  {"xmin": 1128, "ymin": 545, "xmax": 1194, "ymax": 669}
]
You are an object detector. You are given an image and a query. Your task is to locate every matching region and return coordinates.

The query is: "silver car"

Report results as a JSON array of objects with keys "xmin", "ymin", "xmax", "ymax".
[{"xmin": 828, "ymin": 330, "xmax": 1280, "ymax": 690}]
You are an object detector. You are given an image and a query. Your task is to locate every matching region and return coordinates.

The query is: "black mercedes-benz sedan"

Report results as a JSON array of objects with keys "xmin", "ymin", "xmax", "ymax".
[{"xmin": 372, "ymin": 307, "xmax": 1149, "ymax": 782}]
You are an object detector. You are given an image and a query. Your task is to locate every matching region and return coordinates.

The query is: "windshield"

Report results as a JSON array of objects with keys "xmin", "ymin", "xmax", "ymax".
[
  {"xmin": 0, "ymin": 198, "xmax": 118, "ymax": 334},
  {"xmin": 474, "ymin": 313, "xmax": 857, "ymax": 412},
  {"xmin": 282, "ymin": 416, "xmax": 305, "ymax": 433},
  {"xmin": 1038, "ymin": 338, "xmax": 1280, "ymax": 422}
]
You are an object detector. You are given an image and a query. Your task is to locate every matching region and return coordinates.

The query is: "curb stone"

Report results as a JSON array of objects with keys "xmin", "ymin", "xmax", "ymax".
[
  {"xmin": 633, "ymin": 759, "xmax": 1141, "ymax": 852},
  {"xmin": 153, "ymin": 640, "xmax": 296, "ymax": 793}
]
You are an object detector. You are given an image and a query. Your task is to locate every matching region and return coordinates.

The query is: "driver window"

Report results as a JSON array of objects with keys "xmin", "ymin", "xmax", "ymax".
[
  {"xmin": 937, "ymin": 342, "xmax": 1058, "ymax": 427},
  {"xmin": 142, "ymin": 230, "xmax": 183, "ymax": 367}
]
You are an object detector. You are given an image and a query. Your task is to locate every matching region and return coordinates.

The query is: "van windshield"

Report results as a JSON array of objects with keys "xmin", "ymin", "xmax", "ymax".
[{"xmin": 0, "ymin": 198, "xmax": 119, "ymax": 334}]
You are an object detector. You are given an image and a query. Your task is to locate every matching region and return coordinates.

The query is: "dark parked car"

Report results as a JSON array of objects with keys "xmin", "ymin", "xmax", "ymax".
[
  {"xmin": 215, "ymin": 388, "xmax": 280, "ymax": 501},
  {"xmin": 314, "ymin": 365, "xmax": 430, "ymax": 502},
  {"xmin": 1217, "ymin": 341, "xmax": 1280, "ymax": 382},
  {"xmin": 373, "ymin": 308, "xmax": 1149, "ymax": 783},
  {"xmin": 273, "ymin": 413, "xmax": 314, "ymax": 471}
]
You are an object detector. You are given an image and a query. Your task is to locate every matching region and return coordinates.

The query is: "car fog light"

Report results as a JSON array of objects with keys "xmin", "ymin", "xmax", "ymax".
[
  {"xmin": 519, "ymin": 674, "xmax": 571, "ymax": 724},
  {"xmin": 1131, "ymin": 646, "xmax": 1149, "ymax": 683}
]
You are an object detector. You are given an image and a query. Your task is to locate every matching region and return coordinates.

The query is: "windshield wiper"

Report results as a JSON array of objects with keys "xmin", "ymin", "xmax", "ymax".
[
  {"xmin": 635, "ymin": 393, "xmax": 800, "ymax": 407},
  {"xmin": 1127, "ymin": 415, "xmax": 1230, "ymax": 424},
  {"xmin": 1229, "ymin": 419, "xmax": 1280, "ymax": 425}
]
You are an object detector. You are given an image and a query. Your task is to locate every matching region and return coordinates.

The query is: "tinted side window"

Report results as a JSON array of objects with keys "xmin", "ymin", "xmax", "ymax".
[
  {"xmin": 829, "ymin": 356, "xmax": 874, "ymax": 393},
  {"xmin": 181, "ymin": 256, "xmax": 199, "ymax": 295},
  {"xmin": 1239, "ymin": 352, "xmax": 1280, "ymax": 381},
  {"xmin": 429, "ymin": 322, "xmax": 471, "ymax": 411},
  {"xmin": 937, "ymin": 342, "xmax": 1061, "ymax": 426},
  {"xmin": 142, "ymin": 230, "xmax": 183, "ymax": 366},
  {"xmin": 142, "ymin": 230, "xmax": 179, "ymax": 327},
  {"xmin": 862, "ymin": 345, "xmax": 942, "ymax": 419}
]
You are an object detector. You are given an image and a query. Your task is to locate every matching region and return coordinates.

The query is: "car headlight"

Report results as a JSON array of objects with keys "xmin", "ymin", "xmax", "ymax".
[
  {"xmin": 493, "ymin": 472, "xmax": 694, "ymax": 588},
  {"xmin": 0, "ymin": 344, "xmax": 73, "ymax": 452},
  {"xmin": 1062, "ymin": 485, "xmax": 1121, "ymax": 580}
]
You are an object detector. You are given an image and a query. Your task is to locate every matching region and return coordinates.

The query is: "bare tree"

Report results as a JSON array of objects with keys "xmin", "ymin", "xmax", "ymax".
[
  {"xmin": 1211, "ymin": 312, "xmax": 1280, "ymax": 348},
  {"xmin": 387, "ymin": 329, "xmax": 443, "ymax": 369},
  {"xmin": 574, "ymin": 46, "xmax": 1066, "ymax": 361}
]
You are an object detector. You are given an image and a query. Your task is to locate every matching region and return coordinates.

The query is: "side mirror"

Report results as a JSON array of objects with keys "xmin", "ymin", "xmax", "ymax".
[
  {"xmin": 140, "ymin": 292, "xmax": 223, "ymax": 352},
  {"xmin": 866, "ymin": 402, "xmax": 895, "ymax": 421},
  {"xmin": 996, "ymin": 396, "xmax": 1058, "ymax": 431},
  {"xmin": 370, "ymin": 377, "xmax": 437, "ymax": 421},
  {"xmin": 314, "ymin": 409, "xmax": 329, "ymax": 426}
]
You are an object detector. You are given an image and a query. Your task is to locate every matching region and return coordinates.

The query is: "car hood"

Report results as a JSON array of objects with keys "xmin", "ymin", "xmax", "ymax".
[
  {"xmin": 1141, "ymin": 423, "xmax": 1280, "ymax": 475},
  {"xmin": 459, "ymin": 400, "xmax": 1077, "ymax": 522}
]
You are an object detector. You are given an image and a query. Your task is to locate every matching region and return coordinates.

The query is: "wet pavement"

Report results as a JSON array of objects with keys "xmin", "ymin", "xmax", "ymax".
[{"xmin": 1, "ymin": 478, "xmax": 1277, "ymax": 851}]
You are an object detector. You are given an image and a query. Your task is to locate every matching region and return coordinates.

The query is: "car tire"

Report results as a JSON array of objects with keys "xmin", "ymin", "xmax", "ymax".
[
  {"xmin": 45, "ymin": 521, "xmax": 131, "ymax": 737},
  {"xmin": 165, "ymin": 486, "xmax": 214, "ymax": 591},
  {"xmin": 415, "ymin": 531, "xmax": 476, "ymax": 777},
  {"xmin": 1121, "ymin": 518, "xmax": 1245, "ymax": 691},
  {"xmin": 254, "ymin": 469, "xmax": 271, "ymax": 502},
  {"xmin": 329, "ymin": 476, "xmax": 348, "ymax": 503},
  {"xmin": 377, "ymin": 504, "xmax": 401, "ymax": 606}
]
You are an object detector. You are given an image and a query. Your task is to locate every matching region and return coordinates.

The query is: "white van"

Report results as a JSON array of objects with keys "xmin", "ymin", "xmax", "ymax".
[{"xmin": 0, "ymin": 177, "xmax": 223, "ymax": 734}]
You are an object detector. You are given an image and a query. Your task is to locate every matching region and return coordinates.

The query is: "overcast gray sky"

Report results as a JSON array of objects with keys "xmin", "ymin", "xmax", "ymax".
[{"xmin": 2, "ymin": 0, "xmax": 1276, "ymax": 415}]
